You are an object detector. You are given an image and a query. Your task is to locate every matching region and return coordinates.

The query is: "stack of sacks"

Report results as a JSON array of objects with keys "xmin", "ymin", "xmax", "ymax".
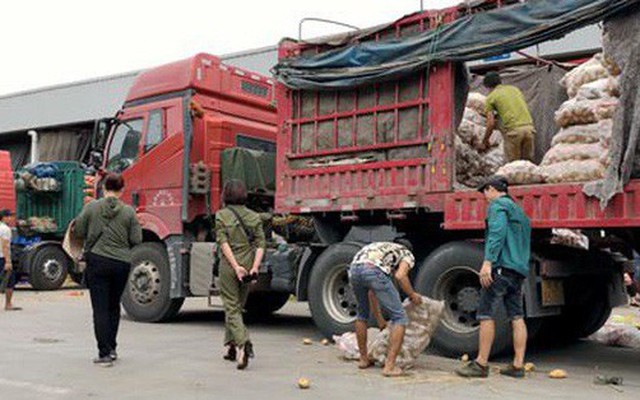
[
  {"xmin": 27, "ymin": 217, "xmax": 57, "ymax": 233},
  {"xmin": 456, "ymin": 92, "xmax": 504, "ymax": 187},
  {"xmin": 541, "ymin": 53, "xmax": 620, "ymax": 184}
]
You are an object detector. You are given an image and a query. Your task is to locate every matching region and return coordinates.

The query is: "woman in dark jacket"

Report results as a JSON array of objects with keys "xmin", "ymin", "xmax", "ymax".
[
  {"xmin": 215, "ymin": 180, "xmax": 266, "ymax": 370},
  {"xmin": 74, "ymin": 173, "xmax": 142, "ymax": 367}
]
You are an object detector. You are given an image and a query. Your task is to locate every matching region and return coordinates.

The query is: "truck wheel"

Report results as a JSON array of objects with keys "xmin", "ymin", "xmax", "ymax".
[
  {"xmin": 29, "ymin": 245, "xmax": 70, "ymax": 290},
  {"xmin": 414, "ymin": 241, "xmax": 511, "ymax": 357},
  {"xmin": 308, "ymin": 242, "xmax": 362, "ymax": 338},
  {"xmin": 122, "ymin": 243, "xmax": 184, "ymax": 322},
  {"xmin": 561, "ymin": 289, "xmax": 612, "ymax": 339},
  {"xmin": 244, "ymin": 292, "xmax": 291, "ymax": 318}
]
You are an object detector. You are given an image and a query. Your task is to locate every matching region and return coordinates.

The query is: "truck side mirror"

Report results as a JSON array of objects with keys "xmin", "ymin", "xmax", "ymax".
[
  {"xmin": 89, "ymin": 151, "xmax": 104, "ymax": 169},
  {"xmin": 92, "ymin": 118, "xmax": 114, "ymax": 152}
]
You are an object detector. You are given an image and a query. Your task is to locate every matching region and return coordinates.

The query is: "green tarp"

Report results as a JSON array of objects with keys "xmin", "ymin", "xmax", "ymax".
[{"xmin": 220, "ymin": 148, "xmax": 275, "ymax": 194}]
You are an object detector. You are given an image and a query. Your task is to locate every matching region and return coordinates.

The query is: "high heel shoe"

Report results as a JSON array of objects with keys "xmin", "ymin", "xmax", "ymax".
[
  {"xmin": 236, "ymin": 341, "xmax": 253, "ymax": 370},
  {"xmin": 223, "ymin": 344, "xmax": 237, "ymax": 361},
  {"xmin": 245, "ymin": 341, "xmax": 254, "ymax": 359}
]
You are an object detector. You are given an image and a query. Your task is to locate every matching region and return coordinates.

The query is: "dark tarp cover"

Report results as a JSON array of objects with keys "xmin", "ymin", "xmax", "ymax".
[
  {"xmin": 584, "ymin": 3, "xmax": 640, "ymax": 207},
  {"xmin": 274, "ymin": 0, "xmax": 640, "ymax": 90},
  {"xmin": 220, "ymin": 148, "xmax": 276, "ymax": 194}
]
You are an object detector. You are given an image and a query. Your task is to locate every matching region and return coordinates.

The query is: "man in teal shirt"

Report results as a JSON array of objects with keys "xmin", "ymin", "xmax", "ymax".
[{"xmin": 457, "ymin": 176, "xmax": 531, "ymax": 379}]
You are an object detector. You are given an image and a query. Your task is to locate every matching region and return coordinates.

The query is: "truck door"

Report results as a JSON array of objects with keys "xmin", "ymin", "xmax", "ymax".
[{"xmin": 103, "ymin": 115, "xmax": 147, "ymax": 215}]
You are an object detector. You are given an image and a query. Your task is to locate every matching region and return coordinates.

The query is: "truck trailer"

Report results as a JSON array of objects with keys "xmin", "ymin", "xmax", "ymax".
[{"xmin": 90, "ymin": 0, "xmax": 637, "ymax": 357}]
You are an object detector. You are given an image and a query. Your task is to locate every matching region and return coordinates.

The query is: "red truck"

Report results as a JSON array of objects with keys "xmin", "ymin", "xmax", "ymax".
[
  {"xmin": 0, "ymin": 151, "xmax": 15, "ymax": 215},
  {"xmin": 92, "ymin": 1, "xmax": 632, "ymax": 357}
]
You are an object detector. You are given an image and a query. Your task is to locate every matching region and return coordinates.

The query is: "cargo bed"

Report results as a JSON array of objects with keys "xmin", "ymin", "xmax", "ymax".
[{"xmin": 445, "ymin": 180, "xmax": 640, "ymax": 230}]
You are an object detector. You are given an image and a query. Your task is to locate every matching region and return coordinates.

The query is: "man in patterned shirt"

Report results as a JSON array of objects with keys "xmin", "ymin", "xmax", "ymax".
[{"xmin": 349, "ymin": 239, "xmax": 422, "ymax": 377}]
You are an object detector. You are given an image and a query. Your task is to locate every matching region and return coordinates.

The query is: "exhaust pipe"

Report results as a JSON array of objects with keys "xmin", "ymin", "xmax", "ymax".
[{"xmin": 27, "ymin": 130, "xmax": 38, "ymax": 164}]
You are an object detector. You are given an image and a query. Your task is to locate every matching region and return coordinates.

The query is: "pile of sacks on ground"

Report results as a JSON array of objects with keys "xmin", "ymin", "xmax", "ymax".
[
  {"xmin": 455, "ymin": 93, "xmax": 505, "ymax": 188},
  {"xmin": 334, "ymin": 296, "xmax": 444, "ymax": 368},
  {"xmin": 497, "ymin": 53, "xmax": 620, "ymax": 185}
]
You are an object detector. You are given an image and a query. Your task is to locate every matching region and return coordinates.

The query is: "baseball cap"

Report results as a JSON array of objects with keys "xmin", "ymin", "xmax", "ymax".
[
  {"xmin": 477, "ymin": 175, "xmax": 509, "ymax": 193},
  {"xmin": 0, "ymin": 209, "xmax": 14, "ymax": 217}
]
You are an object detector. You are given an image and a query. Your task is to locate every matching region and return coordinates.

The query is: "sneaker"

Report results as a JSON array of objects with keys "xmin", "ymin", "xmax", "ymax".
[
  {"xmin": 456, "ymin": 361, "xmax": 489, "ymax": 378},
  {"xmin": 93, "ymin": 356, "xmax": 114, "ymax": 367},
  {"xmin": 109, "ymin": 350, "xmax": 118, "ymax": 361},
  {"xmin": 499, "ymin": 364, "xmax": 525, "ymax": 378}
]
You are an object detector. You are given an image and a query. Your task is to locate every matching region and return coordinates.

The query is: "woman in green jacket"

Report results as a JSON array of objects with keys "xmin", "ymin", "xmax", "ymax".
[
  {"xmin": 215, "ymin": 179, "xmax": 266, "ymax": 370},
  {"xmin": 74, "ymin": 173, "xmax": 142, "ymax": 367}
]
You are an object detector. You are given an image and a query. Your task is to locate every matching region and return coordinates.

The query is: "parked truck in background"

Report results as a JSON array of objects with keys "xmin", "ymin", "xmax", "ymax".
[
  {"xmin": 2, "ymin": 160, "xmax": 89, "ymax": 290},
  {"xmin": 0, "ymin": 151, "xmax": 15, "ymax": 216},
  {"xmin": 88, "ymin": 1, "xmax": 633, "ymax": 357}
]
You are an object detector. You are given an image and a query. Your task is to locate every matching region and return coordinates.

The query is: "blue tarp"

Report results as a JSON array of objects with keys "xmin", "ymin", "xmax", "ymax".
[{"xmin": 274, "ymin": 0, "xmax": 640, "ymax": 90}]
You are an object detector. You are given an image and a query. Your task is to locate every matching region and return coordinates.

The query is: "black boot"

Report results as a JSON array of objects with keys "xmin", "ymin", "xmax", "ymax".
[{"xmin": 223, "ymin": 344, "xmax": 237, "ymax": 361}]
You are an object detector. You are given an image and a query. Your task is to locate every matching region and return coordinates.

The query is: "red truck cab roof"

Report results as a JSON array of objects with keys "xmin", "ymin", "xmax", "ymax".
[{"xmin": 125, "ymin": 53, "xmax": 275, "ymax": 111}]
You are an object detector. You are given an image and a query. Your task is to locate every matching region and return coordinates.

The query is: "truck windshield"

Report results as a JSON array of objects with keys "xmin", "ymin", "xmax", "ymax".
[{"xmin": 106, "ymin": 118, "xmax": 144, "ymax": 172}]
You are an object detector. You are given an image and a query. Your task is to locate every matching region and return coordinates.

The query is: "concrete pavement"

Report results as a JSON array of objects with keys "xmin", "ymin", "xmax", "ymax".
[{"xmin": 1, "ymin": 286, "xmax": 639, "ymax": 400}]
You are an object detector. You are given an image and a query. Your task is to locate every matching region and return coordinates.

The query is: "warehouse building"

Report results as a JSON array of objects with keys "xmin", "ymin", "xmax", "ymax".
[
  {"xmin": 0, "ymin": 25, "xmax": 600, "ymax": 169},
  {"xmin": 0, "ymin": 46, "xmax": 278, "ymax": 168}
]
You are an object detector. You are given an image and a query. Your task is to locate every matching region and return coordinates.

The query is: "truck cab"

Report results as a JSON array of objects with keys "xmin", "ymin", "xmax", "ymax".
[{"xmin": 94, "ymin": 54, "xmax": 280, "ymax": 321}]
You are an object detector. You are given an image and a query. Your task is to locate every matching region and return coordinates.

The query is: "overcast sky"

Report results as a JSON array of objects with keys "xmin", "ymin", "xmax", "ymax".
[{"xmin": 0, "ymin": 0, "xmax": 459, "ymax": 96}]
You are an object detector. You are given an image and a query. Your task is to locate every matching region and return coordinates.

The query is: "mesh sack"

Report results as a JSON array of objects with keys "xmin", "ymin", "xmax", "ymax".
[
  {"xmin": 551, "ymin": 228, "xmax": 589, "ymax": 250},
  {"xmin": 467, "ymin": 92, "xmax": 487, "ymax": 114},
  {"xmin": 576, "ymin": 77, "xmax": 620, "ymax": 100},
  {"xmin": 496, "ymin": 160, "xmax": 545, "ymax": 185},
  {"xmin": 540, "ymin": 143, "xmax": 603, "ymax": 166},
  {"xmin": 457, "ymin": 119, "xmax": 485, "ymax": 146},
  {"xmin": 599, "ymin": 119, "xmax": 614, "ymax": 149},
  {"xmin": 560, "ymin": 54, "xmax": 610, "ymax": 98},
  {"xmin": 551, "ymin": 120, "xmax": 612, "ymax": 146},
  {"xmin": 369, "ymin": 297, "xmax": 445, "ymax": 368},
  {"xmin": 456, "ymin": 136, "xmax": 504, "ymax": 188},
  {"xmin": 554, "ymin": 98, "xmax": 619, "ymax": 128},
  {"xmin": 541, "ymin": 159, "xmax": 605, "ymax": 183},
  {"xmin": 485, "ymin": 147, "xmax": 505, "ymax": 171},
  {"xmin": 599, "ymin": 149, "xmax": 611, "ymax": 167},
  {"xmin": 463, "ymin": 107, "xmax": 486, "ymax": 125},
  {"xmin": 333, "ymin": 329, "xmax": 381, "ymax": 360},
  {"xmin": 594, "ymin": 98, "xmax": 619, "ymax": 120}
]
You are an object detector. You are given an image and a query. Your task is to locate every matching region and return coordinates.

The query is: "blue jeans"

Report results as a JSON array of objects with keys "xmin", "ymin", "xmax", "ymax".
[{"xmin": 349, "ymin": 263, "xmax": 408, "ymax": 326}]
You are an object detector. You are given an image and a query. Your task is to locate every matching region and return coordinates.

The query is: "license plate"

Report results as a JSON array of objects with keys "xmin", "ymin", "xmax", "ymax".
[{"xmin": 541, "ymin": 279, "xmax": 565, "ymax": 307}]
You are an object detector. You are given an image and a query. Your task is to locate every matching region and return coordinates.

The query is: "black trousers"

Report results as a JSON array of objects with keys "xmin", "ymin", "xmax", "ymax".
[{"xmin": 85, "ymin": 253, "xmax": 130, "ymax": 358}]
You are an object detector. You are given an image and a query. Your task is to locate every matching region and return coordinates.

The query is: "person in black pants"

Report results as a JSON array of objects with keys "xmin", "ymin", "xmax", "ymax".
[{"xmin": 74, "ymin": 173, "xmax": 142, "ymax": 367}]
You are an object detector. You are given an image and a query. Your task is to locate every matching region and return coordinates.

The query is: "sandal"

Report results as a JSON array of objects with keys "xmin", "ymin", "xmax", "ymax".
[{"xmin": 382, "ymin": 367, "xmax": 409, "ymax": 377}]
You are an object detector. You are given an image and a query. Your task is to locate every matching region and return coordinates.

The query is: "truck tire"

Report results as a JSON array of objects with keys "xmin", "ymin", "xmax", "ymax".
[
  {"xmin": 414, "ymin": 241, "xmax": 512, "ymax": 357},
  {"xmin": 122, "ymin": 243, "xmax": 184, "ymax": 322},
  {"xmin": 308, "ymin": 242, "xmax": 362, "ymax": 338},
  {"xmin": 244, "ymin": 292, "xmax": 291, "ymax": 318},
  {"xmin": 561, "ymin": 289, "xmax": 612, "ymax": 340},
  {"xmin": 29, "ymin": 245, "xmax": 70, "ymax": 291}
]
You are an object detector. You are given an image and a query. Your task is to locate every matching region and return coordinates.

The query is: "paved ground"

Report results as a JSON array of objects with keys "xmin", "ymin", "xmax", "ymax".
[{"xmin": 1, "ymin": 286, "xmax": 639, "ymax": 400}]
